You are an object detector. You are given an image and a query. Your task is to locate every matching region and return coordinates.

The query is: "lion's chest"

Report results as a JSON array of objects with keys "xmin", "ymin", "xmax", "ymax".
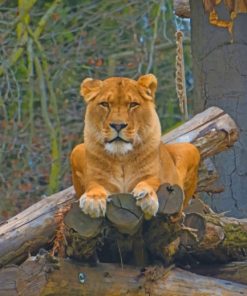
[{"xmin": 108, "ymin": 164, "xmax": 138, "ymax": 193}]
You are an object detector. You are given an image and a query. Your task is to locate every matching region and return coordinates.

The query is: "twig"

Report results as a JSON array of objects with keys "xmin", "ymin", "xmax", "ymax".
[
  {"xmin": 0, "ymin": 0, "xmax": 61, "ymax": 77},
  {"xmin": 27, "ymin": 38, "xmax": 34, "ymax": 147},
  {"xmin": 146, "ymin": 2, "xmax": 161, "ymax": 73},
  {"xmin": 34, "ymin": 56, "xmax": 61, "ymax": 193},
  {"xmin": 0, "ymin": 0, "xmax": 37, "ymax": 41}
]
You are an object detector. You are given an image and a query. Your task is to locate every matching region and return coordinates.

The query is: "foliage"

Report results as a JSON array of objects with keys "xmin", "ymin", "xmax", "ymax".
[{"xmin": 0, "ymin": 0, "xmax": 192, "ymax": 219}]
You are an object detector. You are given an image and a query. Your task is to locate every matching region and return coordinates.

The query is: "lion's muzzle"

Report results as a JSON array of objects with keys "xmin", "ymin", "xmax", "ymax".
[{"xmin": 109, "ymin": 122, "xmax": 128, "ymax": 132}]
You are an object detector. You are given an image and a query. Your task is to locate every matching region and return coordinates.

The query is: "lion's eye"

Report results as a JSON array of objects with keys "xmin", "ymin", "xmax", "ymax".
[
  {"xmin": 99, "ymin": 102, "xmax": 109, "ymax": 108},
  {"xmin": 129, "ymin": 102, "xmax": 140, "ymax": 109}
]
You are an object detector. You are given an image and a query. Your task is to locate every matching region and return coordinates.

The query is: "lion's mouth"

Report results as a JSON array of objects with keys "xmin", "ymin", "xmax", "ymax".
[{"xmin": 107, "ymin": 136, "xmax": 131, "ymax": 144}]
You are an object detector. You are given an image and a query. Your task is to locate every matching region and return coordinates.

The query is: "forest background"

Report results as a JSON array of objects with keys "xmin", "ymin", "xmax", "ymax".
[{"xmin": 0, "ymin": 0, "xmax": 192, "ymax": 220}]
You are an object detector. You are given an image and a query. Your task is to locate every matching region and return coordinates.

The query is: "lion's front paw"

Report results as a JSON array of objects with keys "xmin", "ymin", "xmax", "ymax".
[
  {"xmin": 132, "ymin": 183, "xmax": 159, "ymax": 219},
  {"xmin": 79, "ymin": 189, "xmax": 107, "ymax": 218}
]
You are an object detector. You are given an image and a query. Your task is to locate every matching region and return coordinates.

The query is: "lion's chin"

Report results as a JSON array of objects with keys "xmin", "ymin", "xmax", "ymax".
[{"xmin": 104, "ymin": 142, "xmax": 133, "ymax": 155}]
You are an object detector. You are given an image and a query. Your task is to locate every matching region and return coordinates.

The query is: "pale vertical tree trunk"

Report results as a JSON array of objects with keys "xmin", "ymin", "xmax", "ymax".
[{"xmin": 190, "ymin": 0, "xmax": 247, "ymax": 217}]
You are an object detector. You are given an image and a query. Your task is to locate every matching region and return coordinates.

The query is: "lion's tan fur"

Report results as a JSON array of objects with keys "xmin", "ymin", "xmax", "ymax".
[{"xmin": 71, "ymin": 74, "xmax": 200, "ymax": 218}]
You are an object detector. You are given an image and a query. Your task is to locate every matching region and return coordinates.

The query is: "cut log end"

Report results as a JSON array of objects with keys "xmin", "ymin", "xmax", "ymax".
[
  {"xmin": 106, "ymin": 193, "xmax": 143, "ymax": 235},
  {"xmin": 64, "ymin": 202, "xmax": 103, "ymax": 239},
  {"xmin": 64, "ymin": 184, "xmax": 184, "ymax": 241},
  {"xmin": 157, "ymin": 183, "xmax": 184, "ymax": 215},
  {"xmin": 61, "ymin": 185, "xmax": 185, "ymax": 265}
]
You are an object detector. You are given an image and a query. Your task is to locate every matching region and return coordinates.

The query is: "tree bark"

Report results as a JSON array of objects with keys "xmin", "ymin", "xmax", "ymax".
[
  {"xmin": 162, "ymin": 106, "xmax": 238, "ymax": 159},
  {"xmin": 0, "ymin": 187, "xmax": 75, "ymax": 267},
  {"xmin": 190, "ymin": 0, "xmax": 247, "ymax": 218},
  {"xmin": 0, "ymin": 256, "xmax": 247, "ymax": 296},
  {"xmin": 0, "ymin": 107, "xmax": 239, "ymax": 267},
  {"xmin": 191, "ymin": 260, "xmax": 247, "ymax": 285},
  {"xmin": 180, "ymin": 201, "xmax": 247, "ymax": 263},
  {"xmin": 138, "ymin": 197, "xmax": 247, "ymax": 266}
]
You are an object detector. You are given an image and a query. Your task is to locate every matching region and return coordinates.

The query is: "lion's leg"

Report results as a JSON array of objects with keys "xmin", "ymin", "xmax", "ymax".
[
  {"xmin": 71, "ymin": 144, "xmax": 107, "ymax": 218},
  {"xmin": 132, "ymin": 177, "xmax": 161, "ymax": 219},
  {"xmin": 70, "ymin": 143, "xmax": 86, "ymax": 197},
  {"xmin": 79, "ymin": 181, "xmax": 108, "ymax": 218},
  {"xmin": 165, "ymin": 143, "xmax": 200, "ymax": 208},
  {"xmin": 169, "ymin": 162, "xmax": 198, "ymax": 223}
]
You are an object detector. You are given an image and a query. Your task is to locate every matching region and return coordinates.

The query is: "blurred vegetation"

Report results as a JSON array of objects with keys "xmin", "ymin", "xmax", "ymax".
[{"xmin": 0, "ymin": 0, "xmax": 193, "ymax": 219}]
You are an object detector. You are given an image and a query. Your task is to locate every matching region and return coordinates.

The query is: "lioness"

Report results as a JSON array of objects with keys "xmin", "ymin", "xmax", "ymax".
[{"xmin": 71, "ymin": 74, "xmax": 200, "ymax": 219}]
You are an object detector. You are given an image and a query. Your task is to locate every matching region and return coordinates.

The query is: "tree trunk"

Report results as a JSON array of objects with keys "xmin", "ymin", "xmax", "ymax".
[
  {"xmin": 190, "ymin": 0, "xmax": 247, "ymax": 218},
  {"xmin": 0, "ymin": 107, "xmax": 239, "ymax": 267},
  {"xmin": 0, "ymin": 256, "xmax": 247, "ymax": 296}
]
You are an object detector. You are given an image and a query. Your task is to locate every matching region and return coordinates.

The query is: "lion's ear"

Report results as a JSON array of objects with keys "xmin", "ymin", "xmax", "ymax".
[
  {"xmin": 137, "ymin": 74, "xmax": 157, "ymax": 99},
  {"xmin": 80, "ymin": 78, "xmax": 103, "ymax": 103}
]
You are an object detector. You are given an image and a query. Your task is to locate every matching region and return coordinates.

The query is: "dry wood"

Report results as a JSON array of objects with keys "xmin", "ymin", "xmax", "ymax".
[
  {"xmin": 106, "ymin": 193, "xmax": 143, "ymax": 235},
  {"xmin": 197, "ymin": 157, "xmax": 223, "ymax": 193},
  {"xmin": 180, "ymin": 200, "xmax": 247, "ymax": 263},
  {"xmin": 63, "ymin": 185, "xmax": 184, "ymax": 265},
  {"xmin": 191, "ymin": 260, "xmax": 247, "ymax": 285},
  {"xmin": 163, "ymin": 106, "xmax": 239, "ymax": 192},
  {"xmin": 162, "ymin": 106, "xmax": 239, "ymax": 159},
  {"xmin": 173, "ymin": 0, "xmax": 190, "ymax": 18},
  {"xmin": 165, "ymin": 105, "xmax": 238, "ymax": 193},
  {"xmin": 0, "ymin": 107, "xmax": 239, "ymax": 267},
  {"xmin": 0, "ymin": 187, "xmax": 75, "ymax": 267},
  {"xmin": 0, "ymin": 256, "xmax": 246, "ymax": 296},
  {"xmin": 63, "ymin": 193, "xmax": 247, "ymax": 267}
]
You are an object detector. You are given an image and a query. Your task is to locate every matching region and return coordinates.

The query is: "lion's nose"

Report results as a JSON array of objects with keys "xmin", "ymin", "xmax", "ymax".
[{"xmin": 110, "ymin": 123, "xmax": 128, "ymax": 132}]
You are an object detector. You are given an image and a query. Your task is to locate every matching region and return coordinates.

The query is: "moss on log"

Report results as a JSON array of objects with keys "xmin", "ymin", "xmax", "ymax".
[{"xmin": 180, "ymin": 204, "xmax": 247, "ymax": 263}]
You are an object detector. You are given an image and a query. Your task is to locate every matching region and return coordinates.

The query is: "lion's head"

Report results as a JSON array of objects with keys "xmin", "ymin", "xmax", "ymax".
[{"xmin": 81, "ymin": 74, "xmax": 161, "ymax": 155}]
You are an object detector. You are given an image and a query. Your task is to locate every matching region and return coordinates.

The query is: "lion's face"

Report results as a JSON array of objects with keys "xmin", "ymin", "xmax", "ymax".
[{"xmin": 81, "ymin": 74, "xmax": 161, "ymax": 155}]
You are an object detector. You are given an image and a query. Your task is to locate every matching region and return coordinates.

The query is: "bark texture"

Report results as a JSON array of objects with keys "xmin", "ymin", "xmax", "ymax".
[
  {"xmin": 190, "ymin": 0, "xmax": 247, "ymax": 218},
  {"xmin": 0, "ymin": 187, "xmax": 75, "ymax": 267},
  {"xmin": 180, "ymin": 200, "xmax": 247, "ymax": 264},
  {"xmin": 191, "ymin": 260, "xmax": 247, "ymax": 285},
  {"xmin": 0, "ymin": 256, "xmax": 247, "ymax": 296}
]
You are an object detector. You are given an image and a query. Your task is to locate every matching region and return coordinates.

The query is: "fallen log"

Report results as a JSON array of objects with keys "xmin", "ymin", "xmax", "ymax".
[
  {"xmin": 197, "ymin": 157, "xmax": 223, "ymax": 193},
  {"xmin": 0, "ymin": 187, "xmax": 75, "ymax": 267},
  {"xmin": 191, "ymin": 260, "xmax": 247, "ymax": 285},
  {"xmin": 0, "ymin": 256, "xmax": 246, "ymax": 296},
  {"xmin": 0, "ymin": 107, "xmax": 239, "ymax": 267},
  {"xmin": 137, "ymin": 198, "xmax": 247, "ymax": 267},
  {"xmin": 162, "ymin": 106, "xmax": 239, "ymax": 159},
  {"xmin": 180, "ymin": 201, "xmax": 247, "ymax": 264}
]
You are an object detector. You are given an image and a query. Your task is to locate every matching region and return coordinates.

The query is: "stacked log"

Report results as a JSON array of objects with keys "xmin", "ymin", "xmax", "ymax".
[
  {"xmin": 0, "ymin": 107, "xmax": 239, "ymax": 267},
  {"xmin": 0, "ymin": 106, "xmax": 246, "ymax": 295}
]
